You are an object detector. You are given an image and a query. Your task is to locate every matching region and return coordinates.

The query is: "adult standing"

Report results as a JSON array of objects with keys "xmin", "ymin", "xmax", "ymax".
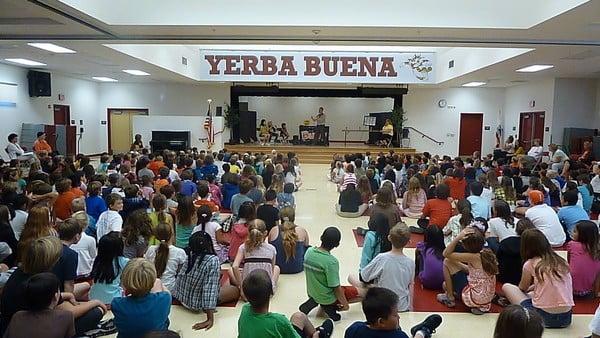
[
  {"xmin": 33, "ymin": 132, "xmax": 52, "ymax": 155},
  {"xmin": 311, "ymin": 106, "xmax": 327, "ymax": 145},
  {"xmin": 6, "ymin": 134, "xmax": 24, "ymax": 160}
]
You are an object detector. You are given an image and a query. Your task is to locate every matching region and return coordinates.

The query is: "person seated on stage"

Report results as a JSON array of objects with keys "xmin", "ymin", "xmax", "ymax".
[
  {"xmin": 379, "ymin": 119, "xmax": 394, "ymax": 147},
  {"xmin": 268, "ymin": 121, "xmax": 279, "ymax": 143},
  {"xmin": 258, "ymin": 120, "xmax": 269, "ymax": 145},
  {"xmin": 33, "ymin": 132, "xmax": 53, "ymax": 155},
  {"xmin": 280, "ymin": 123, "xmax": 290, "ymax": 143},
  {"xmin": 5, "ymin": 133, "xmax": 25, "ymax": 160}
]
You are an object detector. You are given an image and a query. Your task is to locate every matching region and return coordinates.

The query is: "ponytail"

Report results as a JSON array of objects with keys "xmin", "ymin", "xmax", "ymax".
[
  {"xmin": 245, "ymin": 219, "xmax": 267, "ymax": 253},
  {"xmin": 153, "ymin": 223, "xmax": 172, "ymax": 278},
  {"xmin": 196, "ymin": 205, "xmax": 212, "ymax": 233},
  {"xmin": 153, "ymin": 194, "xmax": 168, "ymax": 224},
  {"xmin": 480, "ymin": 249, "xmax": 499, "ymax": 275},
  {"xmin": 279, "ymin": 207, "xmax": 298, "ymax": 261},
  {"xmin": 457, "ymin": 199, "xmax": 473, "ymax": 228}
]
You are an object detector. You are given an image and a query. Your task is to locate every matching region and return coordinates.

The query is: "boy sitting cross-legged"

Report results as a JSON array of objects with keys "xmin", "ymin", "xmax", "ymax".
[
  {"xmin": 238, "ymin": 269, "xmax": 334, "ymax": 338},
  {"xmin": 345, "ymin": 287, "xmax": 442, "ymax": 338}
]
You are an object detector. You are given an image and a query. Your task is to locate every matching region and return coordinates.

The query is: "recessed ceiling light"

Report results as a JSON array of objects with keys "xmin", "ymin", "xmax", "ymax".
[
  {"xmin": 462, "ymin": 81, "xmax": 486, "ymax": 87},
  {"xmin": 122, "ymin": 69, "xmax": 150, "ymax": 76},
  {"xmin": 92, "ymin": 77, "xmax": 118, "ymax": 82},
  {"xmin": 4, "ymin": 58, "xmax": 46, "ymax": 66},
  {"xmin": 516, "ymin": 65, "xmax": 554, "ymax": 73},
  {"xmin": 27, "ymin": 43, "xmax": 76, "ymax": 54}
]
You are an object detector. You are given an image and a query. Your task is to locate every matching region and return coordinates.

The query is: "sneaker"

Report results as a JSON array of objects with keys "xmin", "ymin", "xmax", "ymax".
[
  {"xmin": 316, "ymin": 318, "xmax": 334, "ymax": 338},
  {"xmin": 409, "ymin": 225, "xmax": 425, "ymax": 234},
  {"xmin": 299, "ymin": 298, "xmax": 318, "ymax": 315},
  {"xmin": 410, "ymin": 314, "xmax": 442, "ymax": 338},
  {"xmin": 320, "ymin": 304, "xmax": 341, "ymax": 321},
  {"xmin": 470, "ymin": 308, "xmax": 486, "ymax": 315},
  {"xmin": 83, "ymin": 319, "xmax": 117, "ymax": 338}
]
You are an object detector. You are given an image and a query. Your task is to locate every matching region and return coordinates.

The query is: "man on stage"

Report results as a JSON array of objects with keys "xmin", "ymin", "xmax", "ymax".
[{"xmin": 311, "ymin": 106, "xmax": 327, "ymax": 146}]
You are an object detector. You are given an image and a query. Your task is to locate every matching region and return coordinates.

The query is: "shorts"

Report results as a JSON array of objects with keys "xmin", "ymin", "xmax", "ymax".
[
  {"xmin": 520, "ymin": 298, "xmax": 572, "ymax": 328},
  {"xmin": 451, "ymin": 271, "xmax": 468, "ymax": 297},
  {"xmin": 322, "ymin": 286, "xmax": 360, "ymax": 306}
]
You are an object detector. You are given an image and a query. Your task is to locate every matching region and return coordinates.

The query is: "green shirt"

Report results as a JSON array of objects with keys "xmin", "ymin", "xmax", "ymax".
[
  {"xmin": 303, "ymin": 246, "xmax": 340, "ymax": 305},
  {"xmin": 237, "ymin": 303, "xmax": 301, "ymax": 338}
]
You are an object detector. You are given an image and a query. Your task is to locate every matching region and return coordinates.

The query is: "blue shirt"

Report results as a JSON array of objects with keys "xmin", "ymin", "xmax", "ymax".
[
  {"xmin": 90, "ymin": 257, "xmax": 129, "ymax": 304},
  {"xmin": 578, "ymin": 186, "xmax": 593, "ymax": 212},
  {"xmin": 345, "ymin": 322, "xmax": 409, "ymax": 338},
  {"xmin": 180, "ymin": 180, "xmax": 197, "ymax": 197},
  {"xmin": 467, "ymin": 195, "xmax": 491, "ymax": 220},
  {"xmin": 360, "ymin": 231, "xmax": 381, "ymax": 270},
  {"xmin": 112, "ymin": 291, "xmax": 171, "ymax": 338},
  {"xmin": 230, "ymin": 194, "xmax": 253, "ymax": 216},
  {"xmin": 557, "ymin": 205, "xmax": 589, "ymax": 237},
  {"xmin": 52, "ymin": 245, "xmax": 78, "ymax": 291},
  {"xmin": 86, "ymin": 195, "xmax": 107, "ymax": 221}
]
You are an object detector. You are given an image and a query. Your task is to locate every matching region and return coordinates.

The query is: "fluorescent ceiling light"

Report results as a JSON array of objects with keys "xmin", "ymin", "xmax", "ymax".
[
  {"xmin": 516, "ymin": 65, "xmax": 554, "ymax": 73},
  {"xmin": 27, "ymin": 43, "xmax": 76, "ymax": 54},
  {"xmin": 122, "ymin": 69, "xmax": 150, "ymax": 76},
  {"xmin": 92, "ymin": 77, "xmax": 118, "ymax": 82},
  {"xmin": 462, "ymin": 81, "xmax": 486, "ymax": 87},
  {"xmin": 4, "ymin": 58, "xmax": 46, "ymax": 66}
]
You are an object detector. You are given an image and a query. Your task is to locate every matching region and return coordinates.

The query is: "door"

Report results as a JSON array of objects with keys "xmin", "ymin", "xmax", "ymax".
[
  {"xmin": 44, "ymin": 125, "xmax": 56, "ymax": 150},
  {"xmin": 53, "ymin": 104, "xmax": 70, "ymax": 125},
  {"xmin": 519, "ymin": 112, "xmax": 545, "ymax": 151},
  {"xmin": 459, "ymin": 113, "xmax": 483, "ymax": 156},
  {"xmin": 108, "ymin": 109, "xmax": 148, "ymax": 154}
]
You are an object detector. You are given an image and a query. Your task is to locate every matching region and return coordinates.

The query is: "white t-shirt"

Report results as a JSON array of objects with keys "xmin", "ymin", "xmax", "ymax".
[
  {"xmin": 590, "ymin": 304, "xmax": 600, "ymax": 335},
  {"xmin": 525, "ymin": 204, "xmax": 566, "ymax": 247},
  {"xmin": 70, "ymin": 232, "xmax": 97, "ymax": 277},
  {"xmin": 192, "ymin": 221, "xmax": 223, "ymax": 253},
  {"xmin": 144, "ymin": 244, "xmax": 187, "ymax": 291},
  {"xmin": 96, "ymin": 210, "xmax": 123, "ymax": 239},
  {"xmin": 487, "ymin": 217, "xmax": 517, "ymax": 242},
  {"xmin": 527, "ymin": 146, "xmax": 544, "ymax": 160},
  {"xmin": 591, "ymin": 175, "xmax": 600, "ymax": 194},
  {"xmin": 10, "ymin": 210, "xmax": 28, "ymax": 240},
  {"xmin": 359, "ymin": 252, "xmax": 415, "ymax": 312},
  {"xmin": 481, "ymin": 188, "xmax": 493, "ymax": 208}
]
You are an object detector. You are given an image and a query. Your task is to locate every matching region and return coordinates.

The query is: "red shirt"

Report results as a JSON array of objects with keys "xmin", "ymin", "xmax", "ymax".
[
  {"xmin": 422, "ymin": 198, "xmax": 453, "ymax": 228},
  {"xmin": 148, "ymin": 161, "xmax": 165, "ymax": 176},
  {"xmin": 54, "ymin": 191, "xmax": 76, "ymax": 220},
  {"xmin": 445, "ymin": 177, "xmax": 466, "ymax": 201}
]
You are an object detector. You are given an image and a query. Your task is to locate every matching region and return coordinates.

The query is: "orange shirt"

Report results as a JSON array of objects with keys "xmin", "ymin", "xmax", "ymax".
[
  {"xmin": 154, "ymin": 179, "xmax": 169, "ymax": 192},
  {"xmin": 70, "ymin": 187, "xmax": 85, "ymax": 198},
  {"xmin": 193, "ymin": 198, "xmax": 220, "ymax": 212},
  {"xmin": 54, "ymin": 191, "xmax": 76, "ymax": 220},
  {"xmin": 33, "ymin": 139, "xmax": 52, "ymax": 153},
  {"xmin": 148, "ymin": 160, "xmax": 165, "ymax": 176},
  {"xmin": 445, "ymin": 177, "xmax": 466, "ymax": 201},
  {"xmin": 422, "ymin": 198, "xmax": 453, "ymax": 228}
]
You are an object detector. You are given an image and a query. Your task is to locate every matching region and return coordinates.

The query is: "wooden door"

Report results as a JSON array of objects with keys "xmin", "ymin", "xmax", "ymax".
[
  {"xmin": 109, "ymin": 110, "xmax": 132, "ymax": 154},
  {"xmin": 519, "ymin": 111, "xmax": 545, "ymax": 151},
  {"xmin": 44, "ymin": 125, "xmax": 56, "ymax": 151},
  {"xmin": 459, "ymin": 113, "xmax": 483, "ymax": 156},
  {"xmin": 53, "ymin": 104, "xmax": 70, "ymax": 125},
  {"xmin": 533, "ymin": 112, "xmax": 545, "ymax": 144}
]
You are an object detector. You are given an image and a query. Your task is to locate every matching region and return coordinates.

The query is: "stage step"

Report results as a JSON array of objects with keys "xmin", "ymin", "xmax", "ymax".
[{"xmin": 225, "ymin": 143, "xmax": 418, "ymax": 164}]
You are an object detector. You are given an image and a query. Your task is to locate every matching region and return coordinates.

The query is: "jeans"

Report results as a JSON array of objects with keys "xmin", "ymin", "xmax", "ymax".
[
  {"xmin": 75, "ymin": 307, "xmax": 103, "ymax": 336},
  {"xmin": 520, "ymin": 298, "xmax": 572, "ymax": 328}
]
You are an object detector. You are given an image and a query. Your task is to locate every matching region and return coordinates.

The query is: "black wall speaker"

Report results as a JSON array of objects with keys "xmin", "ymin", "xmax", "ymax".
[
  {"xmin": 27, "ymin": 70, "xmax": 51, "ymax": 97},
  {"xmin": 216, "ymin": 106, "xmax": 222, "ymax": 116}
]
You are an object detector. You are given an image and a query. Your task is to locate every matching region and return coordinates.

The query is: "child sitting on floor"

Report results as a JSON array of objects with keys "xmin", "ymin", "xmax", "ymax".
[
  {"xmin": 416, "ymin": 225, "xmax": 445, "ymax": 290},
  {"xmin": 566, "ymin": 220, "xmax": 600, "ymax": 298},
  {"xmin": 228, "ymin": 202, "xmax": 255, "ymax": 262},
  {"xmin": 111, "ymin": 259, "xmax": 171, "ymax": 338},
  {"xmin": 350, "ymin": 223, "xmax": 415, "ymax": 312},
  {"xmin": 238, "ymin": 269, "xmax": 333, "ymax": 338},
  {"xmin": 345, "ymin": 287, "xmax": 442, "ymax": 338},
  {"xmin": 173, "ymin": 231, "xmax": 239, "ymax": 331},
  {"xmin": 437, "ymin": 228, "xmax": 498, "ymax": 315},
  {"xmin": 144, "ymin": 223, "xmax": 187, "ymax": 293},
  {"xmin": 277, "ymin": 183, "xmax": 296, "ymax": 209},
  {"xmin": 89, "ymin": 232, "xmax": 129, "ymax": 305},
  {"xmin": 299, "ymin": 227, "xmax": 361, "ymax": 321}
]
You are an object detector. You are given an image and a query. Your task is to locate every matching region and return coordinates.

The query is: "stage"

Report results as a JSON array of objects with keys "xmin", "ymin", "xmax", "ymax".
[{"xmin": 225, "ymin": 142, "xmax": 417, "ymax": 164}]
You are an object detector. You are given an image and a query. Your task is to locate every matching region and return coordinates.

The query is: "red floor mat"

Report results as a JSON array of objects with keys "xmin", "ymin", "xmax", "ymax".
[
  {"xmin": 412, "ymin": 279, "xmax": 599, "ymax": 314},
  {"xmin": 352, "ymin": 229, "xmax": 423, "ymax": 249}
]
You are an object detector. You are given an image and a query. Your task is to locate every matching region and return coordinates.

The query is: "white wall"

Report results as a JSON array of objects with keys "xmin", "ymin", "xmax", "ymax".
[
  {"xmin": 552, "ymin": 78, "xmax": 598, "ymax": 144},
  {"xmin": 404, "ymin": 87, "xmax": 505, "ymax": 156},
  {"xmin": 0, "ymin": 62, "xmax": 102, "ymax": 156},
  {"xmin": 240, "ymin": 96, "xmax": 393, "ymax": 142},
  {"xmin": 503, "ymin": 79, "xmax": 555, "ymax": 147}
]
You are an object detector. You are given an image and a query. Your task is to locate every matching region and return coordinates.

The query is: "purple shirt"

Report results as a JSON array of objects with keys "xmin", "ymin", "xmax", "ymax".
[
  {"xmin": 416, "ymin": 241, "xmax": 444, "ymax": 290},
  {"xmin": 567, "ymin": 241, "xmax": 600, "ymax": 294}
]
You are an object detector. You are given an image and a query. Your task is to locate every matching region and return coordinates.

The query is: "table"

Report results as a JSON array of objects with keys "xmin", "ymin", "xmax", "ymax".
[{"xmin": 299, "ymin": 125, "xmax": 329, "ymax": 145}]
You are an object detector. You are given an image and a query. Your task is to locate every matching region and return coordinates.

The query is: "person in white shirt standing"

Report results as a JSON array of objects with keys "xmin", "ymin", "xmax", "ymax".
[
  {"xmin": 70, "ymin": 210, "xmax": 97, "ymax": 277},
  {"xmin": 524, "ymin": 190, "xmax": 565, "ymax": 247},
  {"xmin": 95, "ymin": 193, "xmax": 124, "ymax": 239}
]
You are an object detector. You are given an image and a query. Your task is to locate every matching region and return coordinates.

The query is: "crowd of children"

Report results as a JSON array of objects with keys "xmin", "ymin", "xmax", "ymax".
[{"xmin": 2, "ymin": 140, "xmax": 600, "ymax": 337}]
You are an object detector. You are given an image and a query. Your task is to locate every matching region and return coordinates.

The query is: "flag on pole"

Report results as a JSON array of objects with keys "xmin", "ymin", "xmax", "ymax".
[{"xmin": 204, "ymin": 100, "xmax": 214, "ymax": 150}]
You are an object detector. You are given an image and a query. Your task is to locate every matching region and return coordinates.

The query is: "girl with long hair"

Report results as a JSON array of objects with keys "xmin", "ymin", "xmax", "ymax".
[
  {"xmin": 502, "ymin": 229, "xmax": 574, "ymax": 328},
  {"xmin": 269, "ymin": 173, "xmax": 284, "ymax": 194},
  {"xmin": 401, "ymin": 176, "xmax": 427, "ymax": 218},
  {"xmin": 566, "ymin": 220, "xmax": 600, "ymax": 297},
  {"xmin": 149, "ymin": 194, "xmax": 174, "ymax": 245},
  {"xmin": 437, "ymin": 228, "xmax": 498, "ymax": 314},
  {"xmin": 487, "ymin": 200, "xmax": 516, "ymax": 252},
  {"xmin": 443, "ymin": 199, "xmax": 473, "ymax": 245},
  {"xmin": 175, "ymin": 196, "xmax": 197, "ymax": 248},
  {"xmin": 121, "ymin": 209, "xmax": 153, "ymax": 258},
  {"xmin": 0, "ymin": 205, "xmax": 17, "ymax": 265},
  {"xmin": 228, "ymin": 201, "xmax": 255, "ymax": 262},
  {"xmin": 89, "ymin": 232, "xmax": 129, "ymax": 305},
  {"xmin": 173, "ymin": 231, "xmax": 240, "ymax": 330},
  {"xmin": 231, "ymin": 219, "xmax": 279, "ymax": 299},
  {"xmin": 17, "ymin": 206, "xmax": 55, "ymax": 262},
  {"xmin": 416, "ymin": 225, "xmax": 445, "ymax": 290},
  {"xmin": 268, "ymin": 207, "xmax": 309, "ymax": 274},
  {"xmin": 368, "ymin": 186, "xmax": 402, "ymax": 229},
  {"xmin": 144, "ymin": 222, "xmax": 187, "ymax": 292},
  {"xmin": 359, "ymin": 212, "xmax": 392, "ymax": 270},
  {"xmin": 356, "ymin": 176, "xmax": 373, "ymax": 204},
  {"xmin": 192, "ymin": 205, "xmax": 229, "ymax": 263}
]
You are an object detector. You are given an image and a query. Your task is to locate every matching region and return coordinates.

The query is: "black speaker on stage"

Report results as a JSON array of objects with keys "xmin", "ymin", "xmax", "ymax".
[
  {"xmin": 239, "ymin": 110, "xmax": 257, "ymax": 143},
  {"xmin": 216, "ymin": 106, "xmax": 222, "ymax": 116},
  {"xmin": 28, "ymin": 70, "xmax": 51, "ymax": 97}
]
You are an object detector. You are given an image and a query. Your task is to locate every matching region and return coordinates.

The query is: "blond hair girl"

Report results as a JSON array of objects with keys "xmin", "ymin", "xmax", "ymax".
[{"xmin": 268, "ymin": 207, "xmax": 310, "ymax": 274}]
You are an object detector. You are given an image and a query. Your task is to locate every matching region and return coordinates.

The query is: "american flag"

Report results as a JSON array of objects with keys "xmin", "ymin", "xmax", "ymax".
[{"xmin": 204, "ymin": 101, "xmax": 213, "ymax": 149}]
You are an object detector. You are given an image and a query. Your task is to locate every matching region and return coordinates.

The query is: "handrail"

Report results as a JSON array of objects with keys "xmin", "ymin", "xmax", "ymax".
[{"xmin": 404, "ymin": 127, "xmax": 444, "ymax": 146}]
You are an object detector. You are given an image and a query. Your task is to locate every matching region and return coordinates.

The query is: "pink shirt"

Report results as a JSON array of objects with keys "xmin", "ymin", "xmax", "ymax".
[
  {"xmin": 523, "ymin": 258, "xmax": 574, "ymax": 309},
  {"xmin": 567, "ymin": 241, "xmax": 600, "ymax": 294}
]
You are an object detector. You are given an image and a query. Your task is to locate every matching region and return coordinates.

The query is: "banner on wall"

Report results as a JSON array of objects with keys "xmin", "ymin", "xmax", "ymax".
[
  {"xmin": 0, "ymin": 82, "xmax": 17, "ymax": 107},
  {"xmin": 199, "ymin": 50, "xmax": 436, "ymax": 84}
]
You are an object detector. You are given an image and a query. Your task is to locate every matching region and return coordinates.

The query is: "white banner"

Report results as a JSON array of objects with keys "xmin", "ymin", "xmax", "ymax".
[
  {"xmin": 0, "ymin": 82, "xmax": 17, "ymax": 107},
  {"xmin": 199, "ymin": 50, "xmax": 436, "ymax": 84}
]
